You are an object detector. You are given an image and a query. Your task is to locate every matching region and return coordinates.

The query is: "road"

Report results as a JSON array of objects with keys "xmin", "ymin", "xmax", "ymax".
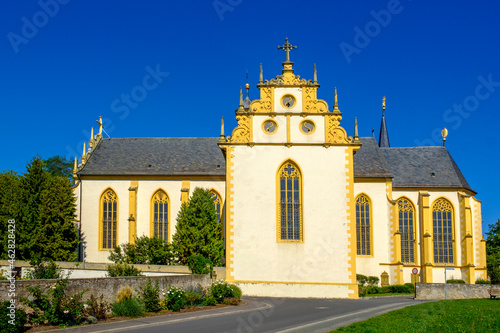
[{"xmin": 54, "ymin": 296, "xmax": 431, "ymax": 333}]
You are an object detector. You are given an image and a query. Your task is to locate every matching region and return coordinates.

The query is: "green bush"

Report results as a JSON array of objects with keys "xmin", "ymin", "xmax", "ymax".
[
  {"xmin": 25, "ymin": 259, "xmax": 62, "ymax": 280},
  {"xmin": 0, "ymin": 301, "xmax": 28, "ymax": 332},
  {"xmin": 404, "ymin": 283, "xmax": 416, "ymax": 291},
  {"xmin": 204, "ymin": 294, "xmax": 217, "ymax": 306},
  {"xmin": 111, "ymin": 297, "xmax": 145, "ymax": 317},
  {"xmin": 137, "ymin": 280, "xmax": 161, "ymax": 313},
  {"xmin": 446, "ymin": 279, "xmax": 466, "ymax": 284},
  {"xmin": 367, "ymin": 276, "xmax": 379, "ymax": 287},
  {"xmin": 164, "ymin": 286, "xmax": 186, "ymax": 312},
  {"xmin": 476, "ymin": 278, "xmax": 491, "ymax": 285},
  {"xmin": 108, "ymin": 235, "xmax": 174, "ymax": 265},
  {"xmin": 365, "ymin": 286, "xmax": 381, "ymax": 294},
  {"xmin": 210, "ymin": 280, "xmax": 242, "ymax": 303},
  {"xmin": 21, "ymin": 276, "xmax": 86, "ymax": 326},
  {"xmin": 388, "ymin": 284, "xmax": 412, "ymax": 293},
  {"xmin": 356, "ymin": 274, "xmax": 368, "ymax": 286},
  {"xmin": 184, "ymin": 286, "xmax": 204, "ymax": 307},
  {"xmin": 106, "ymin": 263, "xmax": 143, "ymax": 277},
  {"xmin": 84, "ymin": 294, "xmax": 111, "ymax": 320},
  {"xmin": 187, "ymin": 254, "xmax": 213, "ymax": 275}
]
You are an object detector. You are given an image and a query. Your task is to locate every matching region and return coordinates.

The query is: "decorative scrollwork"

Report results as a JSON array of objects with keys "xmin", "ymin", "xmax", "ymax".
[
  {"xmin": 228, "ymin": 115, "xmax": 251, "ymax": 143},
  {"xmin": 325, "ymin": 114, "xmax": 352, "ymax": 144},
  {"xmin": 303, "ymin": 87, "xmax": 328, "ymax": 113}
]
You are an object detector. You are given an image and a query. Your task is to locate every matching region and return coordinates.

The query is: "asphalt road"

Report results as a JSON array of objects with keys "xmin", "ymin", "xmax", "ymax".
[{"xmin": 53, "ymin": 296, "xmax": 431, "ymax": 333}]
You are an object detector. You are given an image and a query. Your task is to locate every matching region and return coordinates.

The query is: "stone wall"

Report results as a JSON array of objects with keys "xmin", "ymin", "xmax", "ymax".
[
  {"xmin": 0, "ymin": 274, "xmax": 210, "ymax": 304},
  {"xmin": 415, "ymin": 283, "xmax": 499, "ymax": 300}
]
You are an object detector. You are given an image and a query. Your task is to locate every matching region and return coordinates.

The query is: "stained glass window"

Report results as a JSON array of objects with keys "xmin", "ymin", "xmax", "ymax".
[
  {"xmin": 278, "ymin": 162, "xmax": 302, "ymax": 241},
  {"xmin": 398, "ymin": 198, "xmax": 415, "ymax": 263},
  {"xmin": 152, "ymin": 190, "xmax": 169, "ymax": 241},
  {"xmin": 433, "ymin": 198, "xmax": 454, "ymax": 264},
  {"xmin": 356, "ymin": 195, "xmax": 371, "ymax": 255},
  {"xmin": 209, "ymin": 190, "xmax": 222, "ymax": 223},
  {"xmin": 101, "ymin": 189, "xmax": 118, "ymax": 249}
]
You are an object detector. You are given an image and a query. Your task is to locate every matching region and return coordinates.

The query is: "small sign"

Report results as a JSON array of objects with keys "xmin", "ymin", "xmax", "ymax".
[
  {"xmin": 445, "ymin": 267, "xmax": 455, "ymax": 271},
  {"xmin": 412, "ymin": 268, "xmax": 418, "ymax": 274}
]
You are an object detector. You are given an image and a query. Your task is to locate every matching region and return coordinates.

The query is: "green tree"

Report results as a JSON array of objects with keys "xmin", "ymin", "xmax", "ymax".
[
  {"xmin": 172, "ymin": 188, "xmax": 223, "ymax": 265},
  {"xmin": 44, "ymin": 155, "xmax": 73, "ymax": 181},
  {"xmin": 108, "ymin": 235, "xmax": 174, "ymax": 265},
  {"xmin": 486, "ymin": 219, "xmax": 500, "ymax": 284},
  {"xmin": 0, "ymin": 171, "xmax": 22, "ymax": 259}
]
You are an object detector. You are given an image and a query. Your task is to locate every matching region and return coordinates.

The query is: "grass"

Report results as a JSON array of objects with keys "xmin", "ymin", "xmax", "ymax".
[
  {"xmin": 361, "ymin": 292, "xmax": 414, "ymax": 297},
  {"xmin": 332, "ymin": 299, "xmax": 500, "ymax": 332}
]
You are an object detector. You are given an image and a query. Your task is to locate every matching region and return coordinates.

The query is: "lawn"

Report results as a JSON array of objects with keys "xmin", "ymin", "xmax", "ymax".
[{"xmin": 332, "ymin": 299, "xmax": 500, "ymax": 332}]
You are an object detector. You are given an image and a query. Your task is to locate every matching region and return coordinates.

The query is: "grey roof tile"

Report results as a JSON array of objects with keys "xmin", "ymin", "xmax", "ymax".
[{"xmin": 354, "ymin": 137, "xmax": 393, "ymax": 178}]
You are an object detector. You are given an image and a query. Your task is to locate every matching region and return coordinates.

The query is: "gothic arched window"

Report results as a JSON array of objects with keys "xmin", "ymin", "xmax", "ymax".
[
  {"xmin": 356, "ymin": 195, "xmax": 372, "ymax": 256},
  {"xmin": 100, "ymin": 188, "xmax": 118, "ymax": 250},
  {"xmin": 433, "ymin": 198, "xmax": 454, "ymax": 264},
  {"xmin": 397, "ymin": 198, "xmax": 415, "ymax": 263},
  {"xmin": 151, "ymin": 190, "xmax": 169, "ymax": 241},
  {"xmin": 277, "ymin": 161, "xmax": 303, "ymax": 242}
]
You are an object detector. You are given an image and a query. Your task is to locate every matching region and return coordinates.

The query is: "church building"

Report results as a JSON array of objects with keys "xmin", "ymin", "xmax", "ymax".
[{"xmin": 73, "ymin": 40, "xmax": 486, "ymax": 299}]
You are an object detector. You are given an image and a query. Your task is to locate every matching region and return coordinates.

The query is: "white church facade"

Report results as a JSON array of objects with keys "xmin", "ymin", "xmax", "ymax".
[{"xmin": 73, "ymin": 40, "xmax": 486, "ymax": 299}]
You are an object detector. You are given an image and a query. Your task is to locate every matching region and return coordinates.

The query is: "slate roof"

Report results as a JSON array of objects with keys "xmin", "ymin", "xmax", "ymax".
[
  {"xmin": 78, "ymin": 138, "xmax": 225, "ymax": 176},
  {"xmin": 78, "ymin": 136, "xmax": 473, "ymax": 192},
  {"xmin": 381, "ymin": 146, "xmax": 474, "ymax": 192}
]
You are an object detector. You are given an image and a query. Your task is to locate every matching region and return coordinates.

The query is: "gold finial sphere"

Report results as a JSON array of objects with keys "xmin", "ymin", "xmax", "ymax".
[
  {"xmin": 245, "ymin": 83, "xmax": 250, "ymax": 90},
  {"xmin": 441, "ymin": 127, "xmax": 448, "ymax": 138}
]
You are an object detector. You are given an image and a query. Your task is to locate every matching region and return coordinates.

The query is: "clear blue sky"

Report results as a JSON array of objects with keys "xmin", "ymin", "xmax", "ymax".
[{"xmin": 1, "ymin": 0, "xmax": 499, "ymax": 232}]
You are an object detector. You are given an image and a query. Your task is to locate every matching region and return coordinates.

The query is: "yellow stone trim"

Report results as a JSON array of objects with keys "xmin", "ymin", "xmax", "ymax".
[
  {"xmin": 219, "ymin": 142, "xmax": 361, "ymax": 147},
  {"xmin": 393, "ymin": 187, "xmax": 476, "ymax": 196},
  {"xmin": 228, "ymin": 114, "xmax": 253, "ymax": 143},
  {"xmin": 80, "ymin": 175, "xmax": 225, "ymax": 181},
  {"xmin": 355, "ymin": 193, "xmax": 374, "ymax": 257},
  {"xmin": 419, "ymin": 191, "xmax": 433, "ymax": 283},
  {"xmin": 224, "ymin": 146, "xmax": 235, "ymax": 281},
  {"xmin": 298, "ymin": 119, "xmax": 316, "ymax": 135},
  {"xmin": 458, "ymin": 193, "xmax": 475, "ymax": 283},
  {"xmin": 149, "ymin": 188, "xmax": 171, "ymax": 243},
  {"xmin": 325, "ymin": 114, "xmax": 353, "ymax": 144},
  {"xmin": 249, "ymin": 86, "xmax": 274, "ymax": 113},
  {"xmin": 128, "ymin": 181, "xmax": 138, "ymax": 244},
  {"xmin": 233, "ymin": 280, "xmax": 358, "ymax": 286},
  {"xmin": 98, "ymin": 187, "xmax": 119, "ymax": 252},
  {"xmin": 302, "ymin": 86, "xmax": 329, "ymax": 113},
  {"xmin": 275, "ymin": 159, "xmax": 304, "ymax": 243},
  {"xmin": 354, "ymin": 177, "xmax": 392, "ymax": 183},
  {"xmin": 261, "ymin": 119, "xmax": 278, "ymax": 135},
  {"xmin": 345, "ymin": 147, "xmax": 357, "ymax": 298},
  {"xmin": 181, "ymin": 180, "xmax": 190, "ymax": 204},
  {"xmin": 286, "ymin": 115, "xmax": 291, "ymax": 144}
]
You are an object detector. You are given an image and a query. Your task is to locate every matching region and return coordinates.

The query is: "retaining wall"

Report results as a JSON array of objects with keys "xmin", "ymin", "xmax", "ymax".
[{"xmin": 415, "ymin": 283, "xmax": 499, "ymax": 300}]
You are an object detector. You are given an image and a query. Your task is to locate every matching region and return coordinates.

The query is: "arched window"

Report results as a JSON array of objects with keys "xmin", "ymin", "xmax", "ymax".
[
  {"xmin": 433, "ymin": 198, "xmax": 454, "ymax": 264},
  {"xmin": 356, "ymin": 195, "xmax": 371, "ymax": 255},
  {"xmin": 151, "ymin": 190, "xmax": 169, "ymax": 241},
  {"xmin": 100, "ymin": 189, "xmax": 118, "ymax": 250},
  {"xmin": 277, "ymin": 161, "xmax": 303, "ymax": 241},
  {"xmin": 209, "ymin": 190, "xmax": 223, "ymax": 223},
  {"xmin": 397, "ymin": 198, "xmax": 415, "ymax": 263}
]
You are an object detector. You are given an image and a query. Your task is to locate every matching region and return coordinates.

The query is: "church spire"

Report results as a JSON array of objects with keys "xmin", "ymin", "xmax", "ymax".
[
  {"xmin": 333, "ymin": 87, "xmax": 339, "ymax": 111},
  {"xmin": 378, "ymin": 96, "xmax": 390, "ymax": 147},
  {"xmin": 237, "ymin": 87, "xmax": 244, "ymax": 112}
]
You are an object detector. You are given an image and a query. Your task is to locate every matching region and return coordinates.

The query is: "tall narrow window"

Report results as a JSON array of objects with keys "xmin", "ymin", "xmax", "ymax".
[
  {"xmin": 433, "ymin": 198, "xmax": 454, "ymax": 264},
  {"xmin": 356, "ymin": 195, "xmax": 371, "ymax": 255},
  {"xmin": 278, "ymin": 161, "xmax": 302, "ymax": 241},
  {"xmin": 209, "ymin": 190, "xmax": 222, "ymax": 223},
  {"xmin": 151, "ymin": 190, "xmax": 169, "ymax": 241},
  {"xmin": 101, "ymin": 189, "xmax": 118, "ymax": 250},
  {"xmin": 398, "ymin": 198, "xmax": 415, "ymax": 263}
]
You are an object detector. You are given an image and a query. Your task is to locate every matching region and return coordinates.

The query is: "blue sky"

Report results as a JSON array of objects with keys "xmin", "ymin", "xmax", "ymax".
[{"xmin": 1, "ymin": 0, "xmax": 499, "ymax": 232}]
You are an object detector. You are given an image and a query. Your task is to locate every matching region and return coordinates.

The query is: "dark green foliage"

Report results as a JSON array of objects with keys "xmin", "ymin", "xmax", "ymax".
[
  {"xmin": 0, "ymin": 301, "xmax": 28, "ymax": 332},
  {"xmin": 356, "ymin": 274, "xmax": 367, "ymax": 286},
  {"xmin": 367, "ymin": 276, "xmax": 379, "ymax": 286},
  {"xmin": 359, "ymin": 284, "xmax": 414, "ymax": 296},
  {"xmin": 25, "ymin": 259, "xmax": 62, "ymax": 280},
  {"xmin": 334, "ymin": 299, "xmax": 500, "ymax": 332},
  {"xmin": 108, "ymin": 235, "xmax": 174, "ymax": 265},
  {"xmin": 164, "ymin": 286, "xmax": 186, "ymax": 312},
  {"xmin": 0, "ymin": 156, "xmax": 78, "ymax": 261},
  {"xmin": 84, "ymin": 294, "xmax": 110, "ymax": 320},
  {"xmin": 210, "ymin": 280, "xmax": 242, "ymax": 303},
  {"xmin": 486, "ymin": 219, "xmax": 500, "ymax": 284},
  {"xmin": 476, "ymin": 278, "xmax": 491, "ymax": 284},
  {"xmin": 21, "ymin": 276, "xmax": 86, "ymax": 326},
  {"xmin": 184, "ymin": 286, "xmax": 204, "ymax": 307},
  {"xmin": 111, "ymin": 297, "xmax": 145, "ymax": 317},
  {"xmin": 172, "ymin": 188, "xmax": 223, "ymax": 266},
  {"xmin": 43, "ymin": 156, "xmax": 73, "ymax": 181},
  {"xmin": 187, "ymin": 254, "xmax": 213, "ymax": 274},
  {"xmin": 404, "ymin": 283, "xmax": 415, "ymax": 291},
  {"xmin": 106, "ymin": 263, "xmax": 143, "ymax": 277},
  {"xmin": 446, "ymin": 279, "xmax": 466, "ymax": 284},
  {"xmin": 137, "ymin": 280, "xmax": 161, "ymax": 313},
  {"xmin": 387, "ymin": 284, "xmax": 413, "ymax": 293}
]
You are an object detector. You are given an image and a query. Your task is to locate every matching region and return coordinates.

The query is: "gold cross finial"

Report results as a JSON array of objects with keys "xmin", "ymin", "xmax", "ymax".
[
  {"xmin": 382, "ymin": 96, "xmax": 386, "ymax": 111},
  {"xmin": 278, "ymin": 38, "xmax": 297, "ymax": 62}
]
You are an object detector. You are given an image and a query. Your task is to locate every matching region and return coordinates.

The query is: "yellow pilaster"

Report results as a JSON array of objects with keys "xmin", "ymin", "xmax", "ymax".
[
  {"xmin": 128, "ymin": 181, "xmax": 138, "ymax": 244},
  {"xmin": 181, "ymin": 181, "xmax": 190, "ymax": 204},
  {"xmin": 345, "ymin": 147, "xmax": 358, "ymax": 299},
  {"xmin": 480, "ymin": 237, "xmax": 487, "ymax": 277},
  {"xmin": 393, "ymin": 231, "xmax": 403, "ymax": 284},
  {"xmin": 419, "ymin": 191, "xmax": 433, "ymax": 283},
  {"xmin": 459, "ymin": 192, "xmax": 475, "ymax": 283}
]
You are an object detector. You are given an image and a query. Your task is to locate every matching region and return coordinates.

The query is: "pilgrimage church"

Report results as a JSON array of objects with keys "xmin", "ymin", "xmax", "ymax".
[{"xmin": 73, "ymin": 40, "xmax": 486, "ymax": 299}]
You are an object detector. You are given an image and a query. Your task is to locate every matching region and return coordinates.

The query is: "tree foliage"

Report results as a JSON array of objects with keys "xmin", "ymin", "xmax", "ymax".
[
  {"xmin": 108, "ymin": 235, "xmax": 174, "ymax": 265},
  {"xmin": 0, "ymin": 156, "xmax": 79, "ymax": 261},
  {"xmin": 43, "ymin": 155, "xmax": 73, "ymax": 181},
  {"xmin": 486, "ymin": 219, "xmax": 500, "ymax": 284},
  {"xmin": 172, "ymin": 188, "xmax": 223, "ymax": 265}
]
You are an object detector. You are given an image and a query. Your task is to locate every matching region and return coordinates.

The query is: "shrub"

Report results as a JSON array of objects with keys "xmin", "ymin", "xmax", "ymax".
[
  {"xmin": 108, "ymin": 235, "xmax": 174, "ymax": 265},
  {"xmin": 210, "ymin": 280, "xmax": 242, "ymax": 303},
  {"xmin": 356, "ymin": 274, "xmax": 368, "ymax": 286},
  {"xmin": 138, "ymin": 280, "xmax": 161, "ymax": 313},
  {"xmin": 184, "ymin": 286, "xmax": 204, "ymax": 307},
  {"xmin": 367, "ymin": 276, "xmax": 380, "ymax": 287},
  {"xmin": 387, "ymin": 284, "xmax": 412, "ymax": 293},
  {"xmin": 404, "ymin": 283, "xmax": 415, "ymax": 291},
  {"xmin": 365, "ymin": 286, "xmax": 382, "ymax": 294},
  {"xmin": 0, "ymin": 301, "xmax": 28, "ymax": 332},
  {"xmin": 116, "ymin": 287, "xmax": 133, "ymax": 303},
  {"xmin": 84, "ymin": 294, "xmax": 111, "ymax": 320},
  {"xmin": 446, "ymin": 279, "xmax": 466, "ymax": 284},
  {"xmin": 25, "ymin": 259, "xmax": 62, "ymax": 280},
  {"xmin": 187, "ymin": 254, "xmax": 213, "ymax": 275},
  {"xmin": 106, "ymin": 263, "xmax": 143, "ymax": 277},
  {"xmin": 204, "ymin": 294, "xmax": 217, "ymax": 306},
  {"xmin": 111, "ymin": 297, "xmax": 145, "ymax": 317},
  {"xmin": 476, "ymin": 278, "xmax": 491, "ymax": 285},
  {"xmin": 222, "ymin": 298, "xmax": 239, "ymax": 305},
  {"xmin": 164, "ymin": 286, "xmax": 186, "ymax": 312},
  {"xmin": 21, "ymin": 276, "xmax": 86, "ymax": 326}
]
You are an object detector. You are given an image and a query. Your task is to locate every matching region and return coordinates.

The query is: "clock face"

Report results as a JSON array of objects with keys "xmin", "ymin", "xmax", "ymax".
[
  {"xmin": 281, "ymin": 95, "xmax": 296, "ymax": 108},
  {"xmin": 300, "ymin": 120, "xmax": 315, "ymax": 134},
  {"xmin": 262, "ymin": 120, "xmax": 278, "ymax": 134}
]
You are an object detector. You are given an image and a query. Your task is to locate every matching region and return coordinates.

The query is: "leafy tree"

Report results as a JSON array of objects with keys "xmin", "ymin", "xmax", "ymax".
[
  {"xmin": 108, "ymin": 235, "xmax": 174, "ymax": 265},
  {"xmin": 172, "ymin": 188, "xmax": 223, "ymax": 265},
  {"xmin": 486, "ymin": 219, "xmax": 500, "ymax": 284},
  {"xmin": 0, "ymin": 171, "xmax": 22, "ymax": 258},
  {"xmin": 44, "ymin": 155, "xmax": 73, "ymax": 181}
]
